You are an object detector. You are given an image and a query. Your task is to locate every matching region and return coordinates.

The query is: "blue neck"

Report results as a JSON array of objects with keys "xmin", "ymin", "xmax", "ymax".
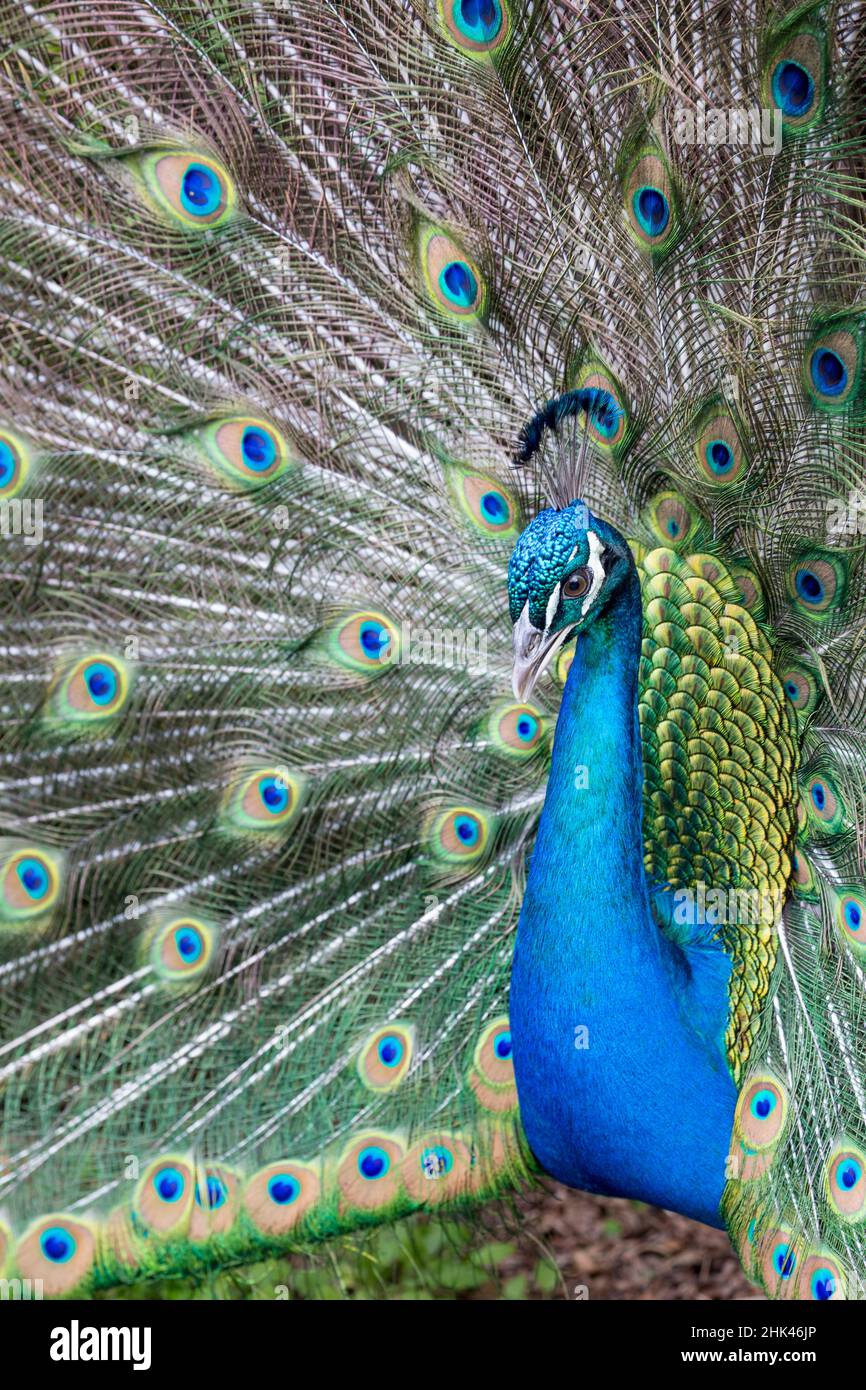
[{"xmin": 510, "ymin": 565, "xmax": 737, "ymax": 1227}]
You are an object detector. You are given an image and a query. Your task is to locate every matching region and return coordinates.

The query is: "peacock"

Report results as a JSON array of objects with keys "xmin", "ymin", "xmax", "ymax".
[{"xmin": 0, "ymin": 0, "xmax": 865, "ymax": 1303}]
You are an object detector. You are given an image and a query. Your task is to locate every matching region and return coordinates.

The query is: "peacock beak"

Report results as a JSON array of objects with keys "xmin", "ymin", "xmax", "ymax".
[{"xmin": 511, "ymin": 602, "xmax": 576, "ymax": 700}]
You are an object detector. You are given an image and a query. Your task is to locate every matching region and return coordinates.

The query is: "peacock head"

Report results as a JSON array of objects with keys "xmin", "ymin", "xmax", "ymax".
[{"xmin": 508, "ymin": 501, "xmax": 633, "ymax": 699}]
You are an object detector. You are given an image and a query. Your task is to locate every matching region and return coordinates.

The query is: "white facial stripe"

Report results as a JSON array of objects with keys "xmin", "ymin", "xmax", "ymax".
[
  {"xmin": 544, "ymin": 581, "xmax": 561, "ymax": 632},
  {"xmin": 581, "ymin": 530, "xmax": 606, "ymax": 617}
]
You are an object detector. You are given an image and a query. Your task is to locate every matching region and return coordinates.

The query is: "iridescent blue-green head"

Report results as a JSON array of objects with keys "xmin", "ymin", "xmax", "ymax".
[{"xmin": 507, "ymin": 500, "xmax": 634, "ymax": 699}]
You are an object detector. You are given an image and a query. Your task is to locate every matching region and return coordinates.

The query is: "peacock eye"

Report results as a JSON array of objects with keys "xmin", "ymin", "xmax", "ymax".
[{"xmin": 563, "ymin": 568, "xmax": 591, "ymax": 600}]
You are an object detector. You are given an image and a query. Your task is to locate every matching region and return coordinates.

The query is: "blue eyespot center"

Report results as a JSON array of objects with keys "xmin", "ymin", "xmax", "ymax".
[
  {"xmin": 633, "ymin": 185, "xmax": 670, "ymax": 238},
  {"xmin": 811, "ymin": 783, "xmax": 826, "ymax": 811},
  {"xmin": 241, "ymin": 426, "xmax": 277, "ymax": 472},
  {"xmin": 84, "ymin": 661, "xmax": 118, "ymax": 706},
  {"xmin": 810, "ymin": 348, "xmax": 847, "ymax": 397},
  {"xmin": 844, "ymin": 900, "xmax": 862, "ymax": 932},
  {"xmin": 453, "ymin": 0, "xmax": 502, "ymax": 43},
  {"xmin": 175, "ymin": 926, "xmax": 203, "ymax": 963},
  {"xmin": 268, "ymin": 1174, "xmax": 300, "ymax": 1205},
  {"xmin": 195, "ymin": 1175, "xmax": 227, "ymax": 1209},
  {"xmin": 811, "ymin": 1268, "xmax": 836, "ymax": 1300},
  {"xmin": 454, "ymin": 813, "xmax": 479, "ymax": 845},
  {"xmin": 516, "ymin": 715, "xmax": 537, "ymax": 741},
  {"xmin": 154, "ymin": 1166, "xmax": 185, "ymax": 1203},
  {"xmin": 773, "ymin": 1243, "xmax": 796, "ymax": 1279},
  {"xmin": 706, "ymin": 439, "xmax": 734, "ymax": 475},
  {"xmin": 840, "ymin": 1161, "xmax": 861, "ymax": 1190},
  {"xmin": 40, "ymin": 1226, "xmax": 76, "ymax": 1264},
  {"xmin": 359, "ymin": 620, "xmax": 391, "ymax": 661},
  {"xmin": 439, "ymin": 259, "xmax": 478, "ymax": 308},
  {"xmin": 260, "ymin": 777, "xmax": 289, "ymax": 814},
  {"xmin": 795, "ymin": 568, "xmax": 824, "ymax": 604},
  {"xmin": 772, "ymin": 60, "xmax": 815, "ymax": 118},
  {"xmin": 17, "ymin": 857, "xmax": 49, "ymax": 900},
  {"xmin": 493, "ymin": 1029, "xmax": 512, "ymax": 1060},
  {"xmin": 377, "ymin": 1035, "xmax": 402, "ymax": 1067},
  {"xmin": 0, "ymin": 438, "xmax": 17, "ymax": 487},
  {"xmin": 750, "ymin": 1089, "xmax": 776, "ymax": 1121},
  {"xmin": 421, "ymin": 1145, "xmax": 454, "ymax": 1178},
  {"xmin": 181, "ymin": 162, "xmax": 223, "ymax": 217},
  {"xmin": 358, "ymin": 1145, "xmax": 390, "ymax": 1180},
  {"xmin": 480, "ymin": 490, "xmax": 507, "ymax": 523}
]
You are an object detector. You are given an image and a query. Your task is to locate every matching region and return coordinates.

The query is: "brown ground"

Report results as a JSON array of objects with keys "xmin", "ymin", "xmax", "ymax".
[{"xmin": 509, "ymin": 1181, "xmax": 765, "ymax": 1300}]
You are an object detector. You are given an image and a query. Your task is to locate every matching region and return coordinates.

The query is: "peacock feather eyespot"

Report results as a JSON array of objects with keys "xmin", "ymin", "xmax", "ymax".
[
  {"xmin": 189, "ymin": 1163, "xmax": 240, "ymax": 1240},
  {"xmin": 357, "ymin": 1022, "xmax": 415, "ymax": 1091},
  {"xmin": 40, "ymin": 1225, "xmax": 76, "ymax": 1263},
  {"xmin": 419, "ymin": 223, "xmax": 486, "ymax": 322},
  {"xmin": 469, "ymin": 1016, "xmax": 519, "ymax": 1112},
  {"xmin": 569, "ymin": 361, "xmax": 628, "ymax": 450},
  {"xmin": 327, "ymin": 610, "xmax": 400, "ymax": 675},
  {"xmin": 142, "ymin": 911, "xmax": 218, "ymax": 987},
  {"xmin": 428, "ymin": 805, "xmax": 490, "ymax": 863},
  {"xmin": 135, "ymin": 1155, "xmax": 195, "ymax": 1235},
  {"xmin": 763, "ymin": 27, "xmax": 825, "ymax": 133},
  {"xmin": 16, "ymin": 1215, "xmax": 96, "ymax": 1296},
  {"xmin": 633, "ymin": 185, "xmax": 669, "ymax": 237},
  {"xmin": 244, "ymin": 1160, "xmax": 321, "ymax": 1235},
  {"xmin": 773, "ymin": 60, "xmax": 814, "ymax": 117},
  {"xmin": 445, "ymin": 461, "xmax": 520, "ymax": 539},
  {"xmin": 221, "ymin": 765, "xmax": 305, "ymax": 834},
  {"xmin": 438, "ymin": 0, "xmax": 510, "ymax": 59},
  {"xmin": 803, "ymin": 771, "xmax": 845, "ymax": 833},
  {"xmin": 778, "ymin": 661, "xmax": 820, "ymax": 719},
  {"xmin": 0, "ymin": 842, "xmax": 63, "ymax": 926},
  {"xmin": 825, "ymin": 1142, "xmax": 866, "ymax": 1222},
  {"xmin": 0, "ymin": 427, "xmax": 34, "ymax": 498},
  {"xmin": 487, "ymin": 701, "xmax": 545, "ymax": 756},
  {"xmin": 791, "ymin": 849, "xmax": 819, "ymax": 900},
  {"xmin": 45, "ymin": 651, "xmax": 133, "ymax": 728},
  {"xmin": 402, "ymin": 1131, "xmax": 473, "ymax": 1204},
  {"xmin": 195, "ymin": 1175, "xmax": 227, "ymax": 1210},
  {"xmin": 623, "ymin": 152, "xmax": 677, "ymax": 252},
  {"xmin": 755, "ymin": 1225, "xmax": 801, "ymax": 1296},
  {"xmin": 192, "ymin": 416, "xmax": 294, "ymax": 492},
  {"xmin": 694, "ymin": 408, "xmax": 746, "ymax": 486},
  {"xmin": 358, "ymin": 1145, "xmax": 390, "ymax": 1179},
  {"xmin": 799, "ymin": 1250, "xmax": 846, "ymax": 1300},
  {"xmin": 803, "ymin": 320, "xmax": 863, "ymax": 411},
  {"xmin": 336, "ymin": 1132, "xmax": 405, "ymax": 1212},
  {"xmin": 268, "ymin": 1173, "xmax": 300, "ymax": 1205},
  {"xmin": 128, "ymin": 148, "xmax": 238, "ymax": 229},
  {"xmin": 154, "ymin": 1166, "xmax": 186, "ymax": 1203},
  {"xmin": 832, "ymin": 887, "xmax": 866, "ymax": 957},
  {"xmin": 644, "ymin": 491, "xmax": 701, "ymax": 549},
  {"xmin": 734, "ymin": 1074, "xmax": 788, "ymax": 1156},
  {"xmin": 727, "ymin": 565, "xmax": 765, "ymax": 618},
  {"xmin": 785, "ymin": 549, "xmax": 847, "ymax": 620}
]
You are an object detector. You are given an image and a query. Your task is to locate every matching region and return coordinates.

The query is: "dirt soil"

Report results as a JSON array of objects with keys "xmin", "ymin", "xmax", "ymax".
[{"xmin": 510, "ymin": 1181, "xmax": 765, "ymax": 1300}]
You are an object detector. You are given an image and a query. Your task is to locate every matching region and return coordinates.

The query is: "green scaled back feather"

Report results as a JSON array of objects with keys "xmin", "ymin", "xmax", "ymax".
[{"xmin": 0, "ymin": 0, "xmax": 865, "ymax": 1302}]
